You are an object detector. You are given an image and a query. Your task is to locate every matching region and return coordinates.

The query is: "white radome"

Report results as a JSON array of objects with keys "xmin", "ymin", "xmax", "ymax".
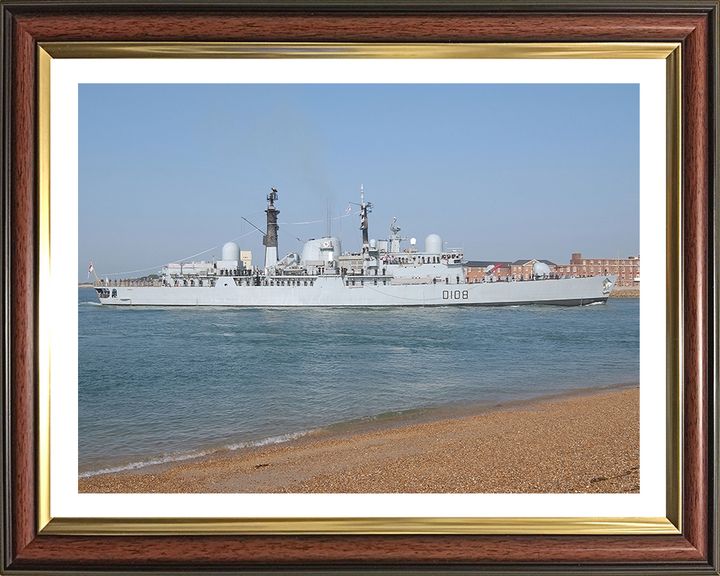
[
  {"xmin": 425, "ymin": 234, "xmax": 442, "ymax": 254},
  {"xmin": 222, "ymin": 242, "xmax": 240, "ymax": 261},
  {"xmin": 533, "ymin": 262, "xmax": 552, "ymax": 276}
]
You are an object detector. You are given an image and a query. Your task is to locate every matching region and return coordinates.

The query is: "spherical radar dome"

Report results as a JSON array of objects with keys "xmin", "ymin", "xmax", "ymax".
[
  {"xmin": 425, "ymin": 234, "xmax": 443, "ymax": 254},
  {"xmin": 222, "ymin": 242, "xmax": 241, "ymax": 261},
  {"xmin": 533, "ymin": 262, "xmax": 552, "ymax": 276}
]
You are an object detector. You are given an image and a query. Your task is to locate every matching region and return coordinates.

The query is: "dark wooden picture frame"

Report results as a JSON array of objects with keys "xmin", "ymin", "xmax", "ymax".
[{"xmin": 1, "ymin": 1, "xmax": 718, "ymax": 573}]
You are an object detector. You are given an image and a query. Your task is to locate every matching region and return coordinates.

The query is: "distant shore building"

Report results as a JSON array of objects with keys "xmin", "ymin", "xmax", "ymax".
[
  {"xmin": 464, "ymin": 259, "xmax": 559, "ymax": 282},
  {"xmin": 509, "ymin": 259, "xmax": 557, "ymax": 281},
  {"xmin": 464, "ymin": 253, "xmax": 640, "ymax": 287},
  {"xmin": 464, "ymin": 261, "xmax": 510, "ymax": 282},
  {"xmin": 240, "ymin": 250, "xmax": 252, "ymax": 270},
  {"xmin": 555, "ymin": 253, "xmax": 640, "ymax": 287}
]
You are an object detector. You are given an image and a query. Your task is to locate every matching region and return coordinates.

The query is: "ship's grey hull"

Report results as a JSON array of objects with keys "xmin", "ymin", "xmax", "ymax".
[{"xmin": 97, "ymin": 275, "xmax": 617, "ymax": 307}]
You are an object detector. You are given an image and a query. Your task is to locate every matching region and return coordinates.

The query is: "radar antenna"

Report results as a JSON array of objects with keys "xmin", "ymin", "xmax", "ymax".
[
  {"xmin": 390, "ymin": 217, "xmax": 401, "ymax": 235},
  {"xmin": 388, "ymin": 216, "xmax": 407, "ymax": 254},
  {"xmin": 349, "ymin": 184, "xmax": 372, "ymax": 254},
  {"xmin": 359, "ymin": 184, "xmax": 372, "ymax": 253}
]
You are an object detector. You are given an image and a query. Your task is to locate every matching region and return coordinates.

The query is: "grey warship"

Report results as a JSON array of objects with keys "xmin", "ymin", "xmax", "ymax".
[{"xmin": 95, "ymin": 188, "xmax": 617, "ymax": 307}]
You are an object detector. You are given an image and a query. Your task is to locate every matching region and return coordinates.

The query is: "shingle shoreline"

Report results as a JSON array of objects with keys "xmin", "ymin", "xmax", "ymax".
[{"xmin": 79, "ymin": 387, "xmax": 639, "ymax": 495}]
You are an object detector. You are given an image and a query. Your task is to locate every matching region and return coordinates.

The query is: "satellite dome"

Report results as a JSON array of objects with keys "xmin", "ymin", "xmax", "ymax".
[
  {"xmin": 533, "ymin": 262, "xmax": 552, "ymax": 276},
  {"xmin": 425, "ymin": 234, "xmax": 443, "ymax": 254},
  {"xmin": 221, "ymin": 242, "xmax": 240, "ymax": 261}
]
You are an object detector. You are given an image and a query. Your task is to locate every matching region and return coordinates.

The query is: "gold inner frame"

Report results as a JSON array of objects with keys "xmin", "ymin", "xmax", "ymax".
[{"xmin": 36, "ymin": 42, "xmax": 682, "ymax": 536}]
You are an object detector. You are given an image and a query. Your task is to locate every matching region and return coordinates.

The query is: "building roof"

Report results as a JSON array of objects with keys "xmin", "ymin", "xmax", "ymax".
[
  {"xmin": 511, "ymin": 259, "xmax": 557, "ymax": 266},
  {"xmin": 464, "ymin": 260, "xmax": 506, "ymax": 268}
]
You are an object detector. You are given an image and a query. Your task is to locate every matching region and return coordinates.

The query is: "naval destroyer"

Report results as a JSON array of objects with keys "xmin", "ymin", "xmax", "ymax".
[{"xmin": 94, "ymin": 188, "xmax": 617, "ymax": 307}]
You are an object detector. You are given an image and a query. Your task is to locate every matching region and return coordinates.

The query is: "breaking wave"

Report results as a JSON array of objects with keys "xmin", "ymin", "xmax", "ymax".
[{"xmin": 79, "ymin": 428, "xmax": 318, "ymax": 478}]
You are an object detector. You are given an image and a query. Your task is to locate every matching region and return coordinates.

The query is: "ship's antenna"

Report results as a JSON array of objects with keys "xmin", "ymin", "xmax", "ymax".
[
  {"xmin": 241, "ymin": 216, "xmax": 265, "ymax": 236},
  {"xmin": 388, "ymin": 217, "xmax": 406, "ymax": 253},
  {"xmin": 349, "ymin": 184, "xmax": 372, "ymax": 254},
  {"xmin": 359, "ymin": 184, "xmax": 372, "ymax": 254},
  {"xmin": 390, "ymin": 217, "xmax": 401, "ymax": 235},
  {"xmin": 327, "ymin": 199, "xmax": 332, "ymax": 238}
]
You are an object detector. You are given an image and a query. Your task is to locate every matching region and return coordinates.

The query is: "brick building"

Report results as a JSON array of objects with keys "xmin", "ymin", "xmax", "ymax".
[
  {"xmin": 464, "ymin": 259, "xmax": 559, "ymax": 282},
  {"xmin": 554, "ymin": 253, "xmax": 640, "ymax": 287},
  {"xmin": 464, "ymin": 261, "xmax": 510, "ymax": 282},
  {"xmin": 465, "ymin": 253, "xmax": 640, "ymax": 287},
  {"xmin": 509, "ymin": 259, "xmax": 557, "ymax": 280}
]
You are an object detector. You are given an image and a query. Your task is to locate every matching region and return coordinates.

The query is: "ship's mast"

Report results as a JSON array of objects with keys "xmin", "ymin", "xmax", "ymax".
[
  {"xmin": 389, "ymin": 217, "xmax": 406, "ymax": 253},
  {"xmin": 264, "ymin": 188, "xmax": 280, "ymax": 271},
  {"xmin": 359, "ymin": 184, "xmax": 372, "ymax": 254}
]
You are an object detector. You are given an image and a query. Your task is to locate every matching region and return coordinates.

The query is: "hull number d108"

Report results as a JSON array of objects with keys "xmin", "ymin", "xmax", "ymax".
[{"xmin": 442, "ymin": 290, "xmax": 469, "ymax": 300}]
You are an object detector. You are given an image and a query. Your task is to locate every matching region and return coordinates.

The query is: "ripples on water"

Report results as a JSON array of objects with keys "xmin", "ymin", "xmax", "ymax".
[{"xmin": 77, "ymin": 288, "xmax": 639, "ymax": 475}]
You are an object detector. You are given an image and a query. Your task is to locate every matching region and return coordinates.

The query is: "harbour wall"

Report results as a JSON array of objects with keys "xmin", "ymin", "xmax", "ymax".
[{"xmin": 609, "ymin": 286, "xmax": 640, "ymax": 298}]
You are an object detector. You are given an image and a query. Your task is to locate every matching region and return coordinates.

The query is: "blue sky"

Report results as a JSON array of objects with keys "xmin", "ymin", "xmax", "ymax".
[{"xmin": 78, "ymin": 83, "xmax": 639, "ymax": 281}]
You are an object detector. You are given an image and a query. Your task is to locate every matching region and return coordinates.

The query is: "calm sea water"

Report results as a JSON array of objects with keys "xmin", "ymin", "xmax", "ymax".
[{"xmin": 78, "ymin": 288, "xmax": 639, "ymax": 476}]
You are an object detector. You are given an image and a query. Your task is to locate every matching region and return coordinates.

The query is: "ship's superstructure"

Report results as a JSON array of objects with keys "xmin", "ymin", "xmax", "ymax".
[{"xmin": 94, "ymin": 188, "xmax": 617, "ymax": 307}]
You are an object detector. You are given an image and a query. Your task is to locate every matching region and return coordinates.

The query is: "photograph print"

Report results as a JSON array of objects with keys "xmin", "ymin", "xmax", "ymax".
[{"xmin": 77, "ymin": 82, "xmax": 640, "ymax": 494}]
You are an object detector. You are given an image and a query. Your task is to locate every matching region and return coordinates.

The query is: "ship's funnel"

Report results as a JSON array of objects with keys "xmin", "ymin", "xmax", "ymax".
[{"xmin": 301, "ymin": 237, "xmax": 342, "ymax": 266}]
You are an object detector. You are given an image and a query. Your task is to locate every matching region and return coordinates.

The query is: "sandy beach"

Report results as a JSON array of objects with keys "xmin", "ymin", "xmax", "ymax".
[{"xmin": 79, "ymin": 387, "xmax": 638, "ymax": 494}]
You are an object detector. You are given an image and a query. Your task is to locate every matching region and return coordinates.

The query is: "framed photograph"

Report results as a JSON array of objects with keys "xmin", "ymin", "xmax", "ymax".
[{"xmin": 2, "ymin": 1, "xmax": 717, "ymax": 574}]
